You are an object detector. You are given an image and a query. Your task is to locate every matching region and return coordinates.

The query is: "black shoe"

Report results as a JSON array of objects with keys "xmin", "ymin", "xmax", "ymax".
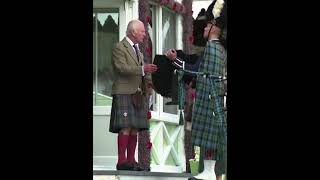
[
  {"xmin": 116, "ymin": 162, "xmax": 131, "ymax": 170},
  {"xmin": 127, "ymin": 162, "xmax": 144, "ymax": 171},
  {"xmin": 142, "ymin": 167, "xmax": 151, "ymax": 171}
]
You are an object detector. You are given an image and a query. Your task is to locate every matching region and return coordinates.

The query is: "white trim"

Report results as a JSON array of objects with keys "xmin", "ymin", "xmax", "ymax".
[
  {"xmin": 93, "ymin": 0, "xmax": 123, "ymax": 8},
  {"xmin": 93, "ymin": 106, "xmax": 111, "ymax": 116},
  {"xmin": 150, "ymin": 116, "xmax": 179, "ymax": 125},
  {"xmin": 93, "ymin": 0, "xmax": 126, "ymax": 43},
  {"xmin": 93, "ymin": 156, "xmax": 117, "ymax": 170},
  {"xmin": 176, "ymin": 14, "xmax": 183, "ymax": 50},
  {"xmin": 159, "ymin": 112, "xmax": 179, "ymax": 124},
  {"xmin": 149, "ymin": 0, "xmax": 158, "ymax": 6},
  {"xmin": 150, "ymin": 121, "xmax": 185, "ymax": 171},
  {"xmin": 156, "ymin": 6, "xmax": 162, "ymax": 55},
  {"xmin": 93, "ymin": 92, "xmax": 113, "ymax": 99},
  {"xmin": 151, "ymin": 143, "xmax": 161, "ymax": 165},
  {"xmin": 159, "ymin": 96, "xmax": 164, "ymax": 119},
  {"xmin": 150, "ymin": 165, "xmax": 184, "ymax": 173},
  {"xmin": 131, "ymin": 0, "xmax": 139, "ymax": 20},
  {"xmin": 177, "ymin": 127, "xmax": 186, "ymax": 172},
  {"xmin": 158, "ymin": 98, "xmax": 179, "ymax": 124},
  {"xmin": 162, "ymin": 125, "xmax": 182, "ymax": 166},
  {"xmin": 150, "ymin": 123, "xmax": 162, "ymax": 142},
  {"xmin": 92, "ymin": 93, "xmax": 112, "ymax": 115}
]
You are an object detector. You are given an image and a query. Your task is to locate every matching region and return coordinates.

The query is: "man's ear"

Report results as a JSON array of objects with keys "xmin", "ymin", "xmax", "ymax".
[{"xmin": 130, "ymin": 32, "xmax": 134, "ymax": 38}]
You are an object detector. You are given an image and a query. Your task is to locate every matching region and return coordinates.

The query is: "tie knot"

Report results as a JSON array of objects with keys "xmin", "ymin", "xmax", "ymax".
[{"xmin": 133, "ymin": 44, "xmax": 139, "ymax": 50}]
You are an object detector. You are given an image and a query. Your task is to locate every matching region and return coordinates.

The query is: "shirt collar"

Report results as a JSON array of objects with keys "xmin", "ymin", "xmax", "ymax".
[{"xmin": 126, "ymin": 37, "xmax": 138, "ymax": 49}]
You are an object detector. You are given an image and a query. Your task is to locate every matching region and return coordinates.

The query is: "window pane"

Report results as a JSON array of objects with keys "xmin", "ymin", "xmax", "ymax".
[
  {"xmin": 162, "ymin": 8, "xmax": 177, "ymax": 114},
  {"xmin": 93, "ymin": 13, "xmax": 97, "ymax": 105},
  {"xmin": 149, "ymin": 5, "xmax": 158, "ymax": 112},
  {"xmin": 162, "ymin": 8, "xmax": 176, "ymax": 53},
  {"xmin": 93, "ymin": 9, "xmax": 119, "ymax": 106}
]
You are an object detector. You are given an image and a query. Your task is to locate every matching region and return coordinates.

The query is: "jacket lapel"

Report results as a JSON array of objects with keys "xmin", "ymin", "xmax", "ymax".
[{"xmin": 122, "ymin": 38, "xmax": 139, "ymax": 65}]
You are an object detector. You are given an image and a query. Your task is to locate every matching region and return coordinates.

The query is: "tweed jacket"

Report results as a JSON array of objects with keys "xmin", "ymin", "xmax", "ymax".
[{"xmin": 111, "ymin": 38, "xmax": 147, "ymax": 95}]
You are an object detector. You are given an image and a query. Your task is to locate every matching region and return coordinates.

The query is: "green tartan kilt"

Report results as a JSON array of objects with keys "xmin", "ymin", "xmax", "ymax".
[
  {"xmin": 191, "ymin": 77, "xmax": 226, "ymax": 160},
  {"xmin": 191, "ymin": 113, "xmax": 226, "ymax": 160},
  {"xmin": 109, "ymin": 94, "xmax": 149, "ymax": 133}
]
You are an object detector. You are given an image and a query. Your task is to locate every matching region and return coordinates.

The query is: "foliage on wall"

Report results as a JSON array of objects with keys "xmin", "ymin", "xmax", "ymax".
[
  {"xmin": 158, "ymin": 0, "xmax": 185, "ymax": 14},
  {"xmin": 138, "ymin": 0, "xmax": 152, "ymax": 171},
  {"xmin": 137, "ymin": 0, "xmax": 194, "ymax": 171},
  {"xmin": 182, "ymin": 0, "xmax": 193, "ymax": 54}
]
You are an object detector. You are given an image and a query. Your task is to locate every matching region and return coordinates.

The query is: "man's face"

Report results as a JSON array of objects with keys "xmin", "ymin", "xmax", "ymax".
[
  {"xmin": 203, "ymin": 23, "xmax": 214, "ymax": 38},
  {"xmin": 134, "ymin": 23, "xmax": 146, "ymax": 44}
]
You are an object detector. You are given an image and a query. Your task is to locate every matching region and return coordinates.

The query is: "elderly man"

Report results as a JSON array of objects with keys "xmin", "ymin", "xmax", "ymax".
[{"xmin": 109, "ymin": 20, "xmax": 158, "ymax": 171}]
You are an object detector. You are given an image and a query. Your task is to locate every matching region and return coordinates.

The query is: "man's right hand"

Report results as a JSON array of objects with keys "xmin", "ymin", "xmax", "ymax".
[
  {"xmin": 165, "ymin": 49, "xmax": 177, "ymax": 60},
  {"xmin": 144, "ymin": 64, "xmax": 158, "ymax": 73}
]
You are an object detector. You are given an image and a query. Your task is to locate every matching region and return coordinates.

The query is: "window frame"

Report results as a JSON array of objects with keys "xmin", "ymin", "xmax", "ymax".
[
  {"xmin": 93, "ymin": 2, "xmax": 183, "ymax": 122},
  {"xmin": 93, "ymin": 0, "xmax": 126, "ymax": 115}
]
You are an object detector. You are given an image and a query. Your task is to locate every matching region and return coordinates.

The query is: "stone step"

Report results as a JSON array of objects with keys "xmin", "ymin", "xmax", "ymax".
[{"xmin": 93, "ymin": 170, "xmax": 193, "ymax": 180}]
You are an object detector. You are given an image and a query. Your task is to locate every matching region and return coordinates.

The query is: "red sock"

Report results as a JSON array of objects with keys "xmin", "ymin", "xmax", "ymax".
[
  {"xmin": 117, "ymin": 134, "xmax": 129, "ymax": 165},
  {"xmin": 127, "ymin": 134, "xmax": 137, "ymax": 164}
]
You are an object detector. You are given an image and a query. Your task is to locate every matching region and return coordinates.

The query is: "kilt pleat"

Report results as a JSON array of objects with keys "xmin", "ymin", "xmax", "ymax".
[
  {"xmin": 109, "ymin": 94, "xmax": 148, "ymax": 133},
  {"xmin": 191, "ymin": 78, "xmax": 227, "ymax": 161}
]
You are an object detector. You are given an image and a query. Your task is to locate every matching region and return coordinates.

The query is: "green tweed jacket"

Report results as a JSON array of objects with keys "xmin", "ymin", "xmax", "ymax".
[{"xmin": 111, "ymin": 38, "xmax": 147, "ymax": 95}]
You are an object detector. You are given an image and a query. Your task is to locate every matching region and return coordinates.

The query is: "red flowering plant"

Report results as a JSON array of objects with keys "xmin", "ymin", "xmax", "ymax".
[
  {"xmin": 182, "ymin": 0, "xmax": 193, "ymax": 54},
  {"xmin": 138, "ymin": 0, "xmax": 193, "ymax": 171},
  {"xmin": 147, "ymin": 111, "xmax": 152, "ymax": 120},
  {"xmin": 172, "ymin": 2, "xmax": 177, "ymax": 11},
  {"xmin": 189, "ymin": 35, "xmax": 194, "ymax": 44},
  {"xmin": 145, "ymin": 47, "xmax": 152, "ymax": 56},
  {"xmin": 159, "ymin": 0, "xmax": 169, "ymax": 6},
  {"xmin": 138, "ymin": 0, "xmax": 153, "ymax": 171},
  {"xmin": 146, "ymin": 15, "xmax": 151, "ymax": 24},
  {"xmin": 180, "ymin": 3, "xmax": 185, "ymax": 13},
  {"xmin": 158, "ymin": 0, "xmax": 185, "ymax": 14},
  {"xmin": 146, "ymin": 141, "xmax": 153, "ymax": 150}
]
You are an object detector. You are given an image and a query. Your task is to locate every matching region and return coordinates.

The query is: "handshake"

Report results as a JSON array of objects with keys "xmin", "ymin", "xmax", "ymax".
[
  {"xmin": 164, "ymin": 49, "xmax": 177, "ymax": 60},
  {"xmin": 165, "ymin": 49, "xmax": 184, "ymax": 69},
  {"xmin": 145, "ymin": 48, "xmax": 180, "ymax": 74}
]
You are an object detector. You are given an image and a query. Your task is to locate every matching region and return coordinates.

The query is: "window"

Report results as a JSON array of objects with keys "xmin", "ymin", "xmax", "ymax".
[
  {"xmin": 147, "ymin": 4, "xmax": 181, "ymax": 121},
  {"xmin": 93, "ymin": 9, "xmax": 119, "ymax": 106},
  {"xmin": 149, "ymin": 4, "xmax": 158, "ymax": 113},
  {"xmin": 161, "ymin": 7, "xmax": 178, "ymax": 115}
]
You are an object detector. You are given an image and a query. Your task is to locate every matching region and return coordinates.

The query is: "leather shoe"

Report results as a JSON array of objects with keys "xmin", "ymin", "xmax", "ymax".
[
  {"xmin": 127, "ymin": 162, "xmax": 144, "ymax": 171},
  {"xmin": 116, "ymin": 162, "xmax": 131, "ymax": 170}
]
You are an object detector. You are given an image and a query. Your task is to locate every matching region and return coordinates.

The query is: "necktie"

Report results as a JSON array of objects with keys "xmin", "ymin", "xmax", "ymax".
[
  {"xmin": 133, "ymin": 44, "xmax": 140, "ymax": 62},
  {"xmin": 133, "ymin": 44, "xmax": 143, "ymax": 92}
]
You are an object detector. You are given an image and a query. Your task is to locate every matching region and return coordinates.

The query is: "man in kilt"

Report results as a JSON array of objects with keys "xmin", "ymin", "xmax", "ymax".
[
  {"xmin": 166, "ymin": 1, "xmax": 227, "ymax": 179},
  {"xmin": 191, "ymin": 6, "xmax": 227, "ymax": 179},
  {"xmin": 109, "ymin": 20, "xmax": 158, "ymax": 171}
]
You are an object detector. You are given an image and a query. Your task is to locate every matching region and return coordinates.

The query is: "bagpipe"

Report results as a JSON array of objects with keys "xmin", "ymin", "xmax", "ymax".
[
  {"xmin": 152, "ymin": 50, "xmax": 199, "ymax": 105},
  {"xmin": 152, "ymin": 50, "xmax": 227, "ymax": 108}
]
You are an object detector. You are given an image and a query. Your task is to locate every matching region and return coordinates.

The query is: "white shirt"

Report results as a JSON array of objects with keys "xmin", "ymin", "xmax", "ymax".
[{"xmin": 126, "ymin": 36, "xmax": 144, "ymax": 76}]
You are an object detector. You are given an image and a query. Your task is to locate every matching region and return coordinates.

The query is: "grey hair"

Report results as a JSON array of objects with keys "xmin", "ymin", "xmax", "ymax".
[{"xmin": 126, "ymin": 20, "xmax": 142, "ymax": 36}]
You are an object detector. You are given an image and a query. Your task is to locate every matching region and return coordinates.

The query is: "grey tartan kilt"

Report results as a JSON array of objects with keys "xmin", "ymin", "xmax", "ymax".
[{"xmin": 109, "ymin": 94, "xmax": 149, "ymax": 133}]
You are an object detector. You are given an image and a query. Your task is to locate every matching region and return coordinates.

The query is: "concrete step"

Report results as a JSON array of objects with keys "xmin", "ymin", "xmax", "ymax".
[{"xmin": 93, "ymin": 170, "xmax": 193, "ymax": 180}]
